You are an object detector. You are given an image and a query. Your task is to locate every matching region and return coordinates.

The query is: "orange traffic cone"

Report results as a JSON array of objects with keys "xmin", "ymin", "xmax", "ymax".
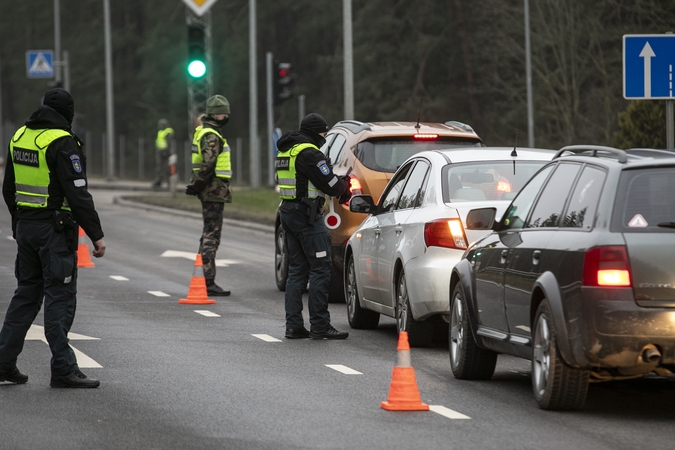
[
  {"xmin": 179, "ymin": 254, "xmax": 216, "ymax": 304},
  {"xmin": 76, "ymin": 227, "xmax": 95, "ymax": 268},
  {"xmin": 380, "ymin": 331, "xmax": 429, "ymax": 411}
]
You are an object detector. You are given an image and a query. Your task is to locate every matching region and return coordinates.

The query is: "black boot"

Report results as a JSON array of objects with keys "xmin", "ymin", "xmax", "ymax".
[{"xmin": 206, "ymin": 279, "xmax": 230, "ymax": 296}]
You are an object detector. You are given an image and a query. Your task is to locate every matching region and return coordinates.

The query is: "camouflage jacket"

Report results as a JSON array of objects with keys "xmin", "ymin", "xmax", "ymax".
[{"xmin": 189, "ymin": 118, "xmax": 232, "ymax": 203}]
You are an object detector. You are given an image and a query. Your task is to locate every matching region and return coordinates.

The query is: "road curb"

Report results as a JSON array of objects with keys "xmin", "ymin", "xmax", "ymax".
[{"xmin": 112, "ymin": 195, "xmax": 274, "ymax": 235}]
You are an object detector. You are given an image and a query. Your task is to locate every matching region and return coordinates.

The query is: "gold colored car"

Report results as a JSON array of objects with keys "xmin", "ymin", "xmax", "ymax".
[{"xmin": 275, "ymin": 120, "xmax": 484, "ymax": 302}]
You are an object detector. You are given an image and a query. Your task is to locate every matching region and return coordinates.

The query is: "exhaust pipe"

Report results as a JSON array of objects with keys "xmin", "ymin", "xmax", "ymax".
[{"xmin": 642, "ymin": 344, "xmax": 661, "ymax": 364}]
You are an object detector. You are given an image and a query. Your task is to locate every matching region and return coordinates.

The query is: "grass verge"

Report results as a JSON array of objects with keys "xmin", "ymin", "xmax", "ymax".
[{"xmin": 123, "ymin": 187, "xmax": 279, "ymax": 225}]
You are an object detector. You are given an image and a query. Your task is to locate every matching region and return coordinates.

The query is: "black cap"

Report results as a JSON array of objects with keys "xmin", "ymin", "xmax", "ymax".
[
  {"xmin": 43, "ymin": 88, "xmax": 74, "ymax": 124},
  {"xmin": 300, "ymin": 113, "xmax": 329, "ymax": 134}
]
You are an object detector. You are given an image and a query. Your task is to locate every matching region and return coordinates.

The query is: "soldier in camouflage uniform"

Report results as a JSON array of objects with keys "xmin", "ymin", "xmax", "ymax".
[{"xmin": 185, "ymin": 95, "xmax": 232, "ymax": 296}]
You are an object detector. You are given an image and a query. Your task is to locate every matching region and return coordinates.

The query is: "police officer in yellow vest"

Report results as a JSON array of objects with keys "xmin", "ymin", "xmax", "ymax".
[
  {"xmin": 152, "ymin": 118, "xmax": 174, "ymax": 188},
  {"xmin": 276, "ymin": 113, "xmax": 352, "ymax": 339},
  {"xmin": 185, "ymin": 95, "xmax": 232, "ymax": 296},
  {"xmin": 0, "ymin": 88, "xmax": 106, "ymax": 388}
]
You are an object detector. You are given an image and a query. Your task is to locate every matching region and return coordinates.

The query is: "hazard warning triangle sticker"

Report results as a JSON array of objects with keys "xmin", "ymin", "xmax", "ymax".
[{"xmin": 628, "ymin": 214, "xmax": 648, "ymax": 227}]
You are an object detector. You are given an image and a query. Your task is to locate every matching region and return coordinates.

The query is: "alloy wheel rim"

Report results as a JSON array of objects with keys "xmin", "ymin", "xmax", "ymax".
[
  {"xmin": 275, "ymin": 230, "xmax": 285, "ymax": 278},
  {"xmin": 397, "ymin": 275, "xmax": 408, "ymax": 332},
  {"xmin": 347, "ymin": 261, "xmax": 356, "ymax": 320},
  {"xmin": 450, "ymin": 294, "xmax": 463, "ymax": 367},
  {"xmin": 533, "ymin": 314, "xmax": 550, "ymax": 396}
]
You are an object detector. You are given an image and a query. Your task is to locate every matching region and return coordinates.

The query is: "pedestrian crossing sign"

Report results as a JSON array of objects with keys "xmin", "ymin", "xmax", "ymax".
[{"xmin": 26, "ymin": 50, "xmax": 54, "ymax": 78}]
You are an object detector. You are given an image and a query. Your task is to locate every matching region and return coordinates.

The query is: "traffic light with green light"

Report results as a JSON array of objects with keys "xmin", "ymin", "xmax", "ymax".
[
  {"xmin": 275, "ymin": 62, "xmax": 293, "ymax": 104},
  {"xmin": 187, "ymin": 24, "xmax": 206, "ymax": 79}
]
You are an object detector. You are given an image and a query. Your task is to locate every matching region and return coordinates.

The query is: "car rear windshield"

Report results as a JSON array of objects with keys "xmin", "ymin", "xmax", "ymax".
[
  {"xmin": 612, "ymin": 167, "xmax": 675, "ymax": 232},
  {"xmin": 442, "ymin": 161, "xmax": 548, "ymax": 202},
  {"xmin": 354, "ymin": 137, "xmax": 483, "ymax": 173}
]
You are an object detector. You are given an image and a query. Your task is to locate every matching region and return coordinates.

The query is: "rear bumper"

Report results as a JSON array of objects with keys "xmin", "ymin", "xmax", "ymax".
[{"xmin": 568, "ymin": 288, "xmax": 675, "ymax": 370}]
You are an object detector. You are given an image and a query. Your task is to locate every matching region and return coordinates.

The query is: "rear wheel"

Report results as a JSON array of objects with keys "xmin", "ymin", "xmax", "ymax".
[
  {"xmin": 396, "ymin": 270, "xmax": 433, "ymax": 347},
  {"xmin": 275, "ymin": 225, "xmax": 289, "ymax": 291},
  {"xmin": 345, "ymin": 254, "xmax": 380, "ymax": 329},
  {"xmin": 449, "ymin": 283, "xmax": 497, "ymax": 380},
  {"xmin": 532, "ymin": 300, "xmax": 589, "ymax": 410}
]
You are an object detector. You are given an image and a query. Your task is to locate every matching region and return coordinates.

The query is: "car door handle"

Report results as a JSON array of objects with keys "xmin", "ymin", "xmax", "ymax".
[
  {"xmin": 374, "ymin": 227, "xmax": 381, "ymax": 236},
  {"xmin": 532, "ymin": 250, "xmax": 541, "ymax": 265},
  {"xmin": 500, "ymin": 249, "xmax": 508, "ymax": 264}
]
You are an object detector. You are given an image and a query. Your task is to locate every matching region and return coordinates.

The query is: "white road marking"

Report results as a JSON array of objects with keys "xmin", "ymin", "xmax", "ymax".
[
  {"xmin": 195, "ymin": 310, "xmax": 221, "ymax": 317},
  {"xmin": 325, "ymin": 364, "xmax": 362, "ymax": 375},
  {"xmin": 252, "ymin": 334, "xmax": 282, "ymax": 342},
  {"xmin": 148, "ymin": 291, "xmax": 170, "ymax": 297},
  {"xmin": 161, "ymin": 250, "xmax": 239, "ymax": 267},
  {"xmin": 26, "ymin": 324, "xmax": 101, "ymax": 368},
  {"xmin": 516, "ymin": 325, "xmax": 531, "ymax": 332},
  {"xmin": 110, "ymin": 275, "xmax": 129, "ymax": 281},
  {"xmin": 429, "ymin": 405, "xmax": 471, "ymax": 420},
  {"xmin": 6, "ymin": 235, "xmax": 15, "ymax": 241}
]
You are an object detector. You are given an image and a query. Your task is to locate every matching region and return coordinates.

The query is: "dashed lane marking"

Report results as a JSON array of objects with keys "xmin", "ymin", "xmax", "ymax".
[
  {"xmin": 148, "ymin": 291, "xmax": 170, "ymax": 297},
  {"xmin": 195, "ymin": 310, "xmax": 220, "ymax": 317},
  {"xmin": 325, "ymin": 364, "xmax": 362, "ymax": 375},
  {"xmin": 429, "ymin": 405, "xmax": 471, "ymax": 420},
  {"xmin": 160, "ymin": 250, "xmax": 239, "ymax": 267},
  {"xmin": 110, "ymin": 275, "xmax": 129, "ymax": 281},
  {"xmin": 26, "ymin": 324, "xmax": 102, "ymax": 368},
  {"xmin": 252, "ymin": 334, "xmax": 282, "ymax": 342}
]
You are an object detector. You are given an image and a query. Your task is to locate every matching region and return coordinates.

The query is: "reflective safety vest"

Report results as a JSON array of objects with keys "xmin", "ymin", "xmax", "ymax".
[
  {"xmin": 155, "ymin": 127, "xmax": 174, "ymax": 150},
  {"xmin": 191, "ymin": 126, "xmax": 231, "ymax": 179},
  {"xmin": 9, "ymin": 126, "xmax": 73, "ymax": 210},
  {"xmin": 275, "ymin": 143, "xmax": 325, "ymax": 200}
]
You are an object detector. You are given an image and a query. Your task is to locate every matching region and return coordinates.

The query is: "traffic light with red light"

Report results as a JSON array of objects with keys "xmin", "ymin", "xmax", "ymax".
[
  {"xmin": 187, "ymin": 24, "xmax": 207, "ymax": 79},
  {"xmin": 275, "ymin": 62, "xmax": 293, "ymax": 104}
]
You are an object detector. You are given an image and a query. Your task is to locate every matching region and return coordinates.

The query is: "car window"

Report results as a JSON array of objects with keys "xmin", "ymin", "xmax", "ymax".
[
  {"xmin": 354, "ymin": 137, "xmax": 482, "ymax": 173},
  {"xmin": 502, "ymin": 165, "xmax": 554, "ymax": 230},
  {"xmin": 526, "ymin": 163, "xmax": 581, "ymax": 228},
  {"xmin": 612, "ymin": 167, "xmax": 675, "ymax": 232},
  {"xmin": 562, "ymin": 165, "xmax": 606, "ymax": 229},
  {"xmin": 397, "ymin": 160, "xmax": 430, "ymax": 210},
  {"xmin": 379, "ymin": 163, "xmax": 414, "ymax": 213},
  {"xmin": 330, "ymin": 134, "xmax": 347, "ymax": 164},
  {"xmin": 319, "ymin": 133, "xmax": 336, "ymax": 156}
]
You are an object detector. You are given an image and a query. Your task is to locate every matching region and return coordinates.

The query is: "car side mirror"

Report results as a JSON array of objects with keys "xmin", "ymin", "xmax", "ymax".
[
  {"xmin": 466, "ymin": 207, "xmax": 496, "ymax": 230},
  {"xmin": 349, "ymin": 195, "xmax": 376, "ymax": 214}
]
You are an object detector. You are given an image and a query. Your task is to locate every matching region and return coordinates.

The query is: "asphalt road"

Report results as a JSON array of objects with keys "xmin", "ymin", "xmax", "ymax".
[{"xmin": 0, "ymin": 189, "xmax": 674, "ymax": 450}]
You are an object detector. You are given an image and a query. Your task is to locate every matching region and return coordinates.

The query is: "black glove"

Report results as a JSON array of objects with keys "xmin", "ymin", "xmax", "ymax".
[
  {"xmin": 185, "ymin": 184, "xmax": 198, "ymax": 196},
  {"xmin": 338, "ymin": 188, "xmax": 352, "ymax": 205}
]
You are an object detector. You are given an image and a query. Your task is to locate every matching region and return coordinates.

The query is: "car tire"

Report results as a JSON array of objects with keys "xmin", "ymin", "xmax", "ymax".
[
  {"xmin": 532, "ymin": 300, "xmax": 589, "ymax": 410},
  {"xmin": 396, "ymin": 270, "xmax": 433, "ymax": 347},
  {"xmin": 449, "ymin": 283, "xmax": 497, "ymax": 380},
  {"xmin": 328, "ymin": 265, "xmax": 345, "ymax": 303},
  {"xmin": 345, "ymin": 254, "xmax": 380, "ymax": 329},
  {"xmin": 275, "ymin": 225, "xmax": 289, "ymax": 291}
]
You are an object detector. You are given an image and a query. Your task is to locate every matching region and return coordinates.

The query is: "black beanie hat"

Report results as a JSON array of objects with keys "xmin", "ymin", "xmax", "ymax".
[
  {"xmin": 43, "ymin": 88, "xmax": 74, "ymax": 124},
  {"xmin": 300, "ymin": 113, "xmax": 329, "ymax": 134}
]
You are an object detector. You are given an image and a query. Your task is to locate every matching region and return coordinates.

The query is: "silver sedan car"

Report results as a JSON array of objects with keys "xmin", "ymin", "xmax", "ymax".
[{"xmin": 343, "ymin": 147, "xmax": 557, "ymax": 346}]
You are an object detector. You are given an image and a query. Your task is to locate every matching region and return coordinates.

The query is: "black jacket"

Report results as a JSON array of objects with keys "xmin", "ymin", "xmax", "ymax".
[
  {"xmin": 2, "ymin": 106, "xmax": 104, "ymax": 241},
  {"xmin": 276, "ymin": 129, "xmax": 349, "ymax": 202}
]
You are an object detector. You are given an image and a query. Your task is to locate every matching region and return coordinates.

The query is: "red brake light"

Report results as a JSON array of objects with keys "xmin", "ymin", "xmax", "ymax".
[
  {"xmin": 413, "ymin": 133, "xmax": 438, "ymax": 140},
  {"xmin": 424, "ymin": 219, "xmax": 467, "ymax": 249},
  {"xmin": 582, "ymin": 246, "xmax": 631, "ymax": 287},
  {"xmin": 496, "ymin": 177, "xmax": 512, "ymax": 193},
  {"xmin": 349, "ymin": 175, "xmax": 362, "ymax": 195}
]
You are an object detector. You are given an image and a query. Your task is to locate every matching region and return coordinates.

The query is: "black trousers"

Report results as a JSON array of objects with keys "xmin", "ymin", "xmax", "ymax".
[
  {"xmin": 0, "ymin": 221, "xmax": 79, "ymax": 376},
  {"xmin": 279, "ymin": 204, "xmax": 332, "ymax": 331}
]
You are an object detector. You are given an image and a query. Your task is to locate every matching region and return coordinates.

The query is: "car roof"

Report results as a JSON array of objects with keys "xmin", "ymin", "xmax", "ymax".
[
  {"xmin": 331, "ymin": 120, "xmax": 482, "ymax": 140},
  {"xmin": 554, "ymin": 145, "xmax": 675, "ymax": 169},
  {"xmin": 428, "ymin": 146, "xmax": 557, "ymax": 163}
]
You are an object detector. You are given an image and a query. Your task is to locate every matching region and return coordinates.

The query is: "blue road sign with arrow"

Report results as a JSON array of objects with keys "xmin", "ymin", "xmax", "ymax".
[
  {"xmin": 26, "ymin": 50, "xmax": 54, "ymax": 79},
  {"xmin": 624, "ymin": 35, "xmax": 675, "ymax": 99}
]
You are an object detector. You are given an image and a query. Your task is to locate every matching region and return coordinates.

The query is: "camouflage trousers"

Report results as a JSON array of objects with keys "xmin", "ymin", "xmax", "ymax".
[{"xmin": 198, "ymin": 200, "xmax": 224, "ymax": 280}]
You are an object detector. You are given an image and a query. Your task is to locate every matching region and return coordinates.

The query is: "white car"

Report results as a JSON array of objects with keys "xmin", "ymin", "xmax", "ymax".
[{"xmin": 343, "ymin": 147, "xmax": 557, "ymax": 346}]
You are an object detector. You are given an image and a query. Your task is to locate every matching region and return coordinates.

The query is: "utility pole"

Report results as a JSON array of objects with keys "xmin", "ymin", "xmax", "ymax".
[
  {"xmin": 103, "ymin": 0, "xmax": 115, "ymax": 180},
  {"xmin": 343, "ymin": 0, "xmax": 354, "ymax": 120},
  {"xmin": 249, "ymin": 0, "xmax": 260, "ymax": 188},
  {"xmin": 266, "ymin": 52, "xmax": 274, "ymax": 187},
  {"xmin": 524, "ymin": 0, "xmax": 534, "ymax": 148},
  {"xmin": 54, "ymin": 0, "xmax": 62, "ymax": 85}
]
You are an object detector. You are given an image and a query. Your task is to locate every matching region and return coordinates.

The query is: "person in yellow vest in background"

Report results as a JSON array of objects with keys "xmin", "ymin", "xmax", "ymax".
[
  {"xmin": 0, "ymin": 88, "xmax": 106, "ymax": 388},
  {"xmin": 151, "ymin": 118, "xmax": 174, "ymax": 189},
  {"xmin": 185, "ymin": 95, "xmax": 232, "ymax": 296}
]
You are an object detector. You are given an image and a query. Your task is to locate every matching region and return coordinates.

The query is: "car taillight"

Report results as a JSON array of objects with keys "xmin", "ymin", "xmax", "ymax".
[
  {"xmin": 424, "ymin": 219, "xmax": 467, "ymax": 250},
  {"xmin": 349, "ymin": 175, "xmax": 363, "ymax": 196},
  {"xmin": 496, "ymin": 177, "xmax": 512, "ymax": 193},
  {"xmin": 582, "ymin": 246, "xmax": 632, "ymax": 287},
  {"xmin": 413, "ymin": 133, "xmax": 438, "ymax": 140}
]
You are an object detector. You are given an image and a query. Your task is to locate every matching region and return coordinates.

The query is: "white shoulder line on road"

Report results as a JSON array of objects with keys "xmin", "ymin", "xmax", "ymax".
[
  {"xmin": 429, "ymin": 405, "xmax": 471, "ymax": 420},
  {"xmin": 252, "ymin": 334, "xmax": 282, "ymax": 342},
  {"xmin": 195, "ymin": 310, "xmax": 221, "ymax": 317},
  {"xmin": 110, "ymin": 275, "xmax": 129, "ymax": 281},
  {"xmin": 325, "ymin": 364, "xmax": 362, "ymax": 375},
  {"xmin": 148, "ymin": 291, "xmax": 170, "ymax": 297}
]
